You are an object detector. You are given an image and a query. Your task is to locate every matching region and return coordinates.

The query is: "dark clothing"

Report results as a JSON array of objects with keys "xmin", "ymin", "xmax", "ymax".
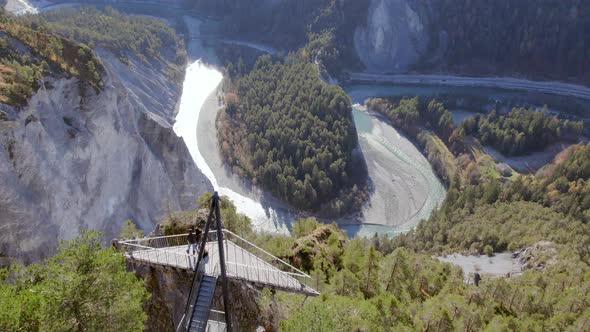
[
  {"xmin": 474, "ymin": 272, "xmax": 482, "ymax": 287},
  {"xmin": 187, "ymin": 232, "xmax": 197, "ymax": 244}
]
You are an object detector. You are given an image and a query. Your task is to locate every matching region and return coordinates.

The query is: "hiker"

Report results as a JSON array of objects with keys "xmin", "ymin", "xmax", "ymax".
[
  {"xmin": 194, "ymin": 227, "xmax": 208, "ymax": 257},
  {"xmin": 198, "ymin": 249, "xmax": 209, "ymax": 273},
  {"xmin": 474, "ymin": 272, "xmax": 482, "ymax": 287},
  {"xmin": 186, "ymin": 228, "xmax": 197, "ymax": 255},
  {"xmin": 195, "ymin": 227, "xmax": 202, "ymax": 243}
]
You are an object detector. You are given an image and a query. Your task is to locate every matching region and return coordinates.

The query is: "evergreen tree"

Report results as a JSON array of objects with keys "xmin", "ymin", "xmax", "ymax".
[
  {"xmin": 361, "ymin": 246, "xmax": 381, "ymax": 299},
  {"xmin": 0, "ymin": 230, "xmax": 149, "ymax": 332}
]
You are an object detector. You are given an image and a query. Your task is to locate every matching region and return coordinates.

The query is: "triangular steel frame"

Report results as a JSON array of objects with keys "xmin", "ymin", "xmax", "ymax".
[{"xmin": 183, "ymin": 191, "xmax": 233, "ymax": 332}]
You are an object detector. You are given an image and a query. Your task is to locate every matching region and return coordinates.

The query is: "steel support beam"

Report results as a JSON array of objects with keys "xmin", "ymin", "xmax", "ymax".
[{"xmin": 214, "ymin": 192, "xmax": 233, "ymax": 332}]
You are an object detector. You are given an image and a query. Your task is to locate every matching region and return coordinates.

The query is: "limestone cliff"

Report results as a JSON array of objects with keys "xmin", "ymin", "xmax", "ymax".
[
  {"xmin": 135, "ymin": 263, "xmax": 277, "ymax": 332},
  {"xmin": 0, "ymin": 51, "xmax": 211, "ymax": 263},
  {"xmin": 354, "ymin": 0, "xmax": 430, "ymax": 73}
]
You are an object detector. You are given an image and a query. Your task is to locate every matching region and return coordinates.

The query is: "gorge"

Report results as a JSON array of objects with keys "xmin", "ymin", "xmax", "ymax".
[
  {"xmin": 4, "ymin": 0, "xmax": 590, "ymax": 254},
  {"xmin": 3, "ymin": 1, "xmax": 590, "ymax": 331}
]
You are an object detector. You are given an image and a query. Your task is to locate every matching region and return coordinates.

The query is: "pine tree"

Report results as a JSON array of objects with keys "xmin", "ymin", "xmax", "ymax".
[{"xmin": 361, "ymin": 246, "xmax": 381, "ymax": 299}]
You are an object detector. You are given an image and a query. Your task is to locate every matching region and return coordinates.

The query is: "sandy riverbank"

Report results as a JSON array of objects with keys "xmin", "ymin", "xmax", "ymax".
[{"xmin": 350, "ymin": 107, "xmax": 445, "ymax": 230}]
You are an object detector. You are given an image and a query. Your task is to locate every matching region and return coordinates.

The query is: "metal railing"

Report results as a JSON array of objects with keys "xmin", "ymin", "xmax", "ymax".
[
  {"xmin": 117, "ymin": 234, "xmax": 196, "ymax": 270},
  {"xmin": 221, "ymin": 229, "xmax": 316, "ymax": 294},
  {"xmin": 206, "ymin": 310, "xmax": 228, "ymax": 332},
  {"xmin": 115, "ymin": 230, "xmax": 317, "ymax": 295}
]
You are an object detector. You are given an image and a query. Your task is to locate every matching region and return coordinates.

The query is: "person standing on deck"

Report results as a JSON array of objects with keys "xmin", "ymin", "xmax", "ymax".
[
  {"xmin": 186, "ymin": 228, "xmax": 197, "ymax": 255},
  {"xmin": 195, "ymin": 227, "xmax": 202, "ymax": 244}
]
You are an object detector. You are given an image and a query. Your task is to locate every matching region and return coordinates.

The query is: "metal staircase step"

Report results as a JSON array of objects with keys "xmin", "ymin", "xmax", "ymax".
[{"xmin": 187, "ymin": 276, "xmax": 218, "ymax": 332}]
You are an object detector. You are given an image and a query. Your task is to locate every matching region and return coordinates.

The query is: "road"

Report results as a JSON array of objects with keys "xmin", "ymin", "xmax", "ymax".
[{"xmin": 347, "ymin": 73, "xmax": 590, "ymax": 100}]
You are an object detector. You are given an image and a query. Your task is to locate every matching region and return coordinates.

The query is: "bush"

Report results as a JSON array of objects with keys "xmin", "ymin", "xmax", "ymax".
[
  {"xmin": 0, "ymin": 230, "xmax": 149, "ymax": 331},
  {"xmin": 292, "ymin": 217, "xmax": 321, "ymax": 238}
]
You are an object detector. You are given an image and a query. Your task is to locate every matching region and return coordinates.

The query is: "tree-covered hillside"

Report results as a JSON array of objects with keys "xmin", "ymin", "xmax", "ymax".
[
  {"xmin": 17, "ymin": 7, "xmax": 185, "ymax": 64},
  {"xmin": 427, "ymin": 0, "xmax": 590, "ymax": 83},
  {"xmin": 366, "ymin": 96, "xmax": 587, "ymax": 188},
  {"xmin": 363, "ymin": 93, "xmax": 590, "ymax": 254},
  {"xmin": 460, "ymin": 108, "xmax": 583, "ymax": 156},
  {"xmin": 0, "ymin": 7, "xmax": 103, "ymax": 106},
  {"xmin": 413, "ymin": 142, "xmax": 590, "ymax": 231},
  {"xmin": 198, "ymin": 0, "xmax": 369, "ymax": 74},
  {"xmin": 1, "ymin": 6, "xmax": 187, "ymax": 107},
  {"xmin": 280, "ymin": 223, "xmax": 590, "ymax": 331},
  {"xmin": 271, "ymin": 140, "xmax": 590, "ymax": 330},
  {"xmin": 153, "ymin": 193, "xmax": 590, "ymax": 331},
  {"xmin": 219, "ymin": 54, "xmax": 366, "ymax": 216},
  {"xmin": 202, "ymin": 0, "xmax": 590, "ymax": 82}
]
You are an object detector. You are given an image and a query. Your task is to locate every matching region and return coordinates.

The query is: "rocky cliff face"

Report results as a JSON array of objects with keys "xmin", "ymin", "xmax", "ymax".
[
  {"xmin": 354, "ymin": 0, "xmax": 430, "ymax": 73},
  {"xmin": 0, "ymin": 51, "xmax": 211, "ymax": 263},
  {"xmin": 135, "ymin": 263, "xmax": 276, "ymax": 332},
  {"xmin": 137, "ymin": 264, "xmax": 192, "ymax": 332}
]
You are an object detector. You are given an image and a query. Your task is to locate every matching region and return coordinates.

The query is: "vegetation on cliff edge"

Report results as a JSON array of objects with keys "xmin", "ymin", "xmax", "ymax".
[
  {"xmin": 18, "ymin": 6, "xmax": 185, "ymax": 65},
  {"xmin": 0, "ymin": 230, "xmax": 149, "ymax": 332},
  {"xmin": 0, "ymin": 7, "xmax": 103, "ymax": 106}
]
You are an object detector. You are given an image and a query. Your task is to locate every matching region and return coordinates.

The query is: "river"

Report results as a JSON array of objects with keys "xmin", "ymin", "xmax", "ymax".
[
  {"xmin": 178, "ymin": 16, "xmax": 446, "ymax": 237},
  {"xmin": 13, "ymin": 2, "xmax": 583, "ymax": 237}
]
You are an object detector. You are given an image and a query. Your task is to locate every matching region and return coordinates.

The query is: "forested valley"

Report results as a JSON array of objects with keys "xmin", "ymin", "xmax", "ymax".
[
  {"xmin": 273, "ymin": 117, "xmax": 590, "ymax": 330},
  {"xmin": 322, "ymin": 90, "xmax": 590, "ymax": 331},
  {"xmin": 2, "ymin": 1, "xmax": 590, "ymax": 331},
  {"xmin": 218, "ymin": 54, "xmax": 367, "ymax": 216},
  {"xmin": 366, "ymin": 96, "xmax": 586, "ymax": 183},
  {"xmin": 193, "ymin": 0, "xmax": 590, "ymax": 83},
  {"xmin": 213, "ymin": 75, "xmax": 590, "ymax": 329},
  {"xmin": 3, "ymin": 181, "xmax": 590, "ymax": 330},
  {"xmin": 279, "ymin": 215, "xmax": 590, "ymax": 331}
]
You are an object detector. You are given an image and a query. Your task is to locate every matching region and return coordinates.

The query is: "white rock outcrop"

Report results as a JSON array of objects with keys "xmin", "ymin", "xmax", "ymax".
[
  {"xmin": 0, "ymin": 55, "xmax": 211, "ymax": 263},
  {"xmin": 354, "ymin": 0, "xmax": 430, "ymax": 73}
]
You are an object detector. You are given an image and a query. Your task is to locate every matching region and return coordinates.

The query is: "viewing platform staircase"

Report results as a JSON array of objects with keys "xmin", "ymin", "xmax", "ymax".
[
  {"xmin": 189, "ymin": 275, "xmax": 217, "ymax": 331},
  {"xmin": 114, "ymin": 192, "xmax": 318, "ymax": 332}
]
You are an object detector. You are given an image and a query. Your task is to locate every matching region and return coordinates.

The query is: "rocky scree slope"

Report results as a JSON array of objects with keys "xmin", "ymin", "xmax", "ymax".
[
  {"xmin": 0, "ymin": 33, "xmax": 211, "ymax": 264},
  {"xmin": 354, "ymin": 0, "xmax": 430, "ymax": 73}
]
